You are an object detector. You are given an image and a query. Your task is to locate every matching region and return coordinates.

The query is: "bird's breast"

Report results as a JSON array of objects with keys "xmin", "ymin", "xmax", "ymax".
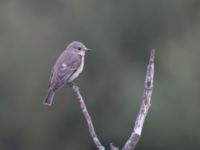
[{"xmin": 68, "ymin": 56, "xmax": 84, "ymax": 82}]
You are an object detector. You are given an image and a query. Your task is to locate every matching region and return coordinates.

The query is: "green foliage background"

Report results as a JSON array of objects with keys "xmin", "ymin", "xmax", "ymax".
[{"xmin": 0, "ymin": 0, "xmax": 200, "ymax": 149}]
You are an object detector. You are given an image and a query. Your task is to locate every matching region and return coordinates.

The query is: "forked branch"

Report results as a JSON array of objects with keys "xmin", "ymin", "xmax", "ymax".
[{"xmin": 69, "ymin": 49, "xmax": 155, "ymax": 150}]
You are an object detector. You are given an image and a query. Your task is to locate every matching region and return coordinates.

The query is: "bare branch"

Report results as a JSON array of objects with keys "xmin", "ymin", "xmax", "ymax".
[
  {"xmin": 69, "ymin": 83, "xmax": 105, "ymax": 150},
  {"xmin": 67, "ymin": 49, "xmax": 155, "ymax": 150},
  {"xmin": 122, "ymin": 49, "xmax": 155, "ymax": 150}
]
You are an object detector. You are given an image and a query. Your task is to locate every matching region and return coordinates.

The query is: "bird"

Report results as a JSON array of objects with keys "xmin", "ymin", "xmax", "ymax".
[{"xmin": 43, "ymin": 41, "xmax": 90, "ymax": 106}]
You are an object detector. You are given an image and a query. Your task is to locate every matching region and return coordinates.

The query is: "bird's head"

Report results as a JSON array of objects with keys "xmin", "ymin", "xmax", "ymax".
[{"xmin": 67, "ymin": 41, "xmax": 91, "ymax": 56}]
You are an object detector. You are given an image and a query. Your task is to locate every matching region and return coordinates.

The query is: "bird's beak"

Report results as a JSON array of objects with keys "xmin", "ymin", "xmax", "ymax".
[{"xmin": 85, "ymin": 48, "xmax": 92, "ymax": 52}]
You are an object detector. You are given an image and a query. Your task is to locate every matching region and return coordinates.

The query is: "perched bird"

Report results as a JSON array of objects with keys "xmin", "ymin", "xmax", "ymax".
[{"xmin": 43, "ymin": 41, "xmax": 90, "ymax": 106}]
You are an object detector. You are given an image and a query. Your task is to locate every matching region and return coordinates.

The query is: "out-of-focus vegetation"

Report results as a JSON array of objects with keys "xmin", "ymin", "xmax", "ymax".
[{"xmin": 0, "ymin": 0, "xmax": 200, "ymax": 150}]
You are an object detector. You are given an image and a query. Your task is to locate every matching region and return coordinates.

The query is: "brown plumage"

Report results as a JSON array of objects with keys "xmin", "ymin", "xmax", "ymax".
[{"xmin": 44, "ymin": 41, "xmax": 90, "ymax": 106}]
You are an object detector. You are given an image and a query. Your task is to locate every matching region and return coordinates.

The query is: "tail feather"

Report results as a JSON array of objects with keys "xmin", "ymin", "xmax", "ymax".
[{"xmin": 43, "ymin": 89, "xmax": 55, "ymax": 106}]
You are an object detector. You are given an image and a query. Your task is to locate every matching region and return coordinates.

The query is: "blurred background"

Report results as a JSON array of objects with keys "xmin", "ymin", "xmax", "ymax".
[{"xmin": 0, "ymin": 0, "xmax": 200, "ymax": 150}]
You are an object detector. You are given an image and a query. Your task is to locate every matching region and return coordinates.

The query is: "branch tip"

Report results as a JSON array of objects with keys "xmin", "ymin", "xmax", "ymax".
[{"xmin": 122, "ymin": 50, "xmax": 155, "ymax": 150}]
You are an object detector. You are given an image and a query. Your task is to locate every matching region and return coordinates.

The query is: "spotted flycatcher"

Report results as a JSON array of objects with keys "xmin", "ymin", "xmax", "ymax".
[{"xmin": 43, "ymin": 41, "xmax": 90, "ymax": 106}]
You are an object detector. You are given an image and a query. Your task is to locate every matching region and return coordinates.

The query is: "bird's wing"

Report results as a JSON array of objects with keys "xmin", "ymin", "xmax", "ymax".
[
  {"xmin": 49, "ymin": 54, "xmax": 82, "ymax": 91},
  {"xmin": 48, "ymin": 67, "xmax": 54, "ymax": 88},
  {"xmin": 67, "ymin": 54, "xmax": 82, "ymax": 70}
]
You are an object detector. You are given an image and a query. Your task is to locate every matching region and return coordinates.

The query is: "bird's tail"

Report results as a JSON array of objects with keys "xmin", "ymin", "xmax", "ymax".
[{"xmin": 43, "ymin": 89, "xmax": 55, "ymax": 106}]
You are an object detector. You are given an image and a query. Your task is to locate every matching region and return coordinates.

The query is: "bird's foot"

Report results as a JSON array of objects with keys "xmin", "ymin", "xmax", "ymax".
[
  {"xmin": 67, "ymin": 82, "xmax": 79, "ymax": 91},
  {"xmin": 67, "ymin": 82, "xmax": 75, "ymax": 88}
]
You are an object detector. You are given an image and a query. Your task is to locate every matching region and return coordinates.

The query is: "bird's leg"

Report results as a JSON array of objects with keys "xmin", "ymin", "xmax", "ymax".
[
  {"xmin": 67, "ymin": 82, "xmax": 75, "ymax": 88},
  {"xmin": 67, "ymin": 82, "xmax": 79, "ymax": 91}
]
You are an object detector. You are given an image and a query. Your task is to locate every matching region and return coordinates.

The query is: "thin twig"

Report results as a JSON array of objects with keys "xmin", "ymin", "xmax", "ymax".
[
  {"xmin": 122, "ymin": 49, "xmax": 155, "ymax": 150},
  {"xmin": 69, "ymin": 83, "xmax": 105, "ymax": 150}
]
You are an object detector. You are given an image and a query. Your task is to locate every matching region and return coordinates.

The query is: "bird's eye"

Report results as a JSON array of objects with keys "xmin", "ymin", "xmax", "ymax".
[{"xmin": 78, "ymin": 47, "xmax": 81, "ymax": 50}]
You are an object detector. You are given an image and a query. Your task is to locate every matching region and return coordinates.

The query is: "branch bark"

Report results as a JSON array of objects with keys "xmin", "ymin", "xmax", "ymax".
[
  {"xmin": 122, "ymin": 49, "xmax": 155, "ymax": 150},
  {"xmin": 69, "ymin": 83, "xmax": 105, "ymax": 150},
  {"xmin": 68, "ymin": 49, "xmax": 155, "ymax": 150}
]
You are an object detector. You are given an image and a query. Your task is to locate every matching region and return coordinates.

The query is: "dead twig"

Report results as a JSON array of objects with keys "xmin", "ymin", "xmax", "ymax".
[
  {"xmin": 69, "ymin": 83, "xmax": 105, "ymax": 150},
  {"xmin": 69, "ymin": 49, "xmax": 155, "ymax": 150},
  {"xmin": 122, "ymin": 49, "xmax": 155, "ymax": 150}
]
